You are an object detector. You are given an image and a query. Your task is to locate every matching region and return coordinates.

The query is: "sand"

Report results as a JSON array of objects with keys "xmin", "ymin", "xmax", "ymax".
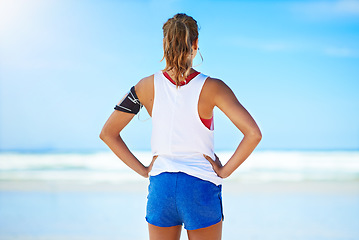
[{"xmin": 0, "ymin": 180, "xmax": 358, "ymax": 240}]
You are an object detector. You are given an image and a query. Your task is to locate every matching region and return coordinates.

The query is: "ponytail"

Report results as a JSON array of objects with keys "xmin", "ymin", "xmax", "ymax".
[{"xmin": 162, "ymin": 13, "xmax": 199, "ymax": 87}]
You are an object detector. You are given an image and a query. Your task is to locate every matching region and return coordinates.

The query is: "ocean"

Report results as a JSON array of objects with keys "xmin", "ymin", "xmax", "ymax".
[
  {"xmin": 0, "ymin": 151, "xmax": 358, "ymax": 240},
  {"xmin": 0, "ymin": 151, "xmax": 358, "ymax": 183}
]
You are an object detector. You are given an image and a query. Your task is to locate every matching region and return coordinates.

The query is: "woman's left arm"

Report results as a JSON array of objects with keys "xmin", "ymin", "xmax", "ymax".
[{"xmin": 204, "ymin": 78, "xmax": 262, "ymax": 179}]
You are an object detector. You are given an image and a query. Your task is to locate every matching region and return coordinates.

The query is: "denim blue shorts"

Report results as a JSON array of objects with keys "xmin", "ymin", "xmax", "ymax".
[{"xmin": 146, "ymin": 172, "xmax": 223, "ymax": 230}]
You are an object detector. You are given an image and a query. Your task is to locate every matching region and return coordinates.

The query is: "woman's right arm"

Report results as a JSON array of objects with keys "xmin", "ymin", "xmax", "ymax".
[
  {"xmin": 205, "ymin": 78, "xmax": 262, "ymax": 179},
  {"xmin": 99, "ymin": 75, "xmax": 156, "ymax": 178},
  {"xmin": 99, "ymin": 110, "xmax": 151, "ymax": 177}
]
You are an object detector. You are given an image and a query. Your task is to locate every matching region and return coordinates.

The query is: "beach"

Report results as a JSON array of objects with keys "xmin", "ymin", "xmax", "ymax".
[
  {"xmin": 1, "ymin": 180, "xmax": 358, "ymax": 240},
  {"xmin": 0, "ymin": 151, "xmax": 358, "ymax": 239}
]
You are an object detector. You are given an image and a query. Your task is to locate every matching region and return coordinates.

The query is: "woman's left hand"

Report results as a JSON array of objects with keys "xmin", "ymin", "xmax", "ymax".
[{"xmin": 203, "ymin": 154, "xmax": 225, "ymax": 178}]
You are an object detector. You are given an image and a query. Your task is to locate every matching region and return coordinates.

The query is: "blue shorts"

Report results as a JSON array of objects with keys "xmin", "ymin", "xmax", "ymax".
[{"xmin": 145, "ymin": 172, "xmax": 223, "ymax": 230}]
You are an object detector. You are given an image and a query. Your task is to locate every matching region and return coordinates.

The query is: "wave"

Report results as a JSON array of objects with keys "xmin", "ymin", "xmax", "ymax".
[{"xmin": 0, "ymin": 151, "xmax": 358, "ymax": 183}]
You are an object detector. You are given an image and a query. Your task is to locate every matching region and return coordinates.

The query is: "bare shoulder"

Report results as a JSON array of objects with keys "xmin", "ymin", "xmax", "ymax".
[
  {"xmin": 135, "ymin": 74, "xmax": 154, "ymax": 96},
  {"xmin": 135, "ymin": 74, "xmax": 154, "ymax": 93},
  {"xmin": 204, "ymin": 76, "xmax": 234, "ymax": 97},
  {"xmin": 134, "ymin": 74, "xmax": 154, "ymax": 105},
  {"xmin": 205, "ymin": 77, "xmax": 227, "ymax": 87},
  {"xmin": 203, "ymin": 76, "xmax": 239, "ymax": 111}
]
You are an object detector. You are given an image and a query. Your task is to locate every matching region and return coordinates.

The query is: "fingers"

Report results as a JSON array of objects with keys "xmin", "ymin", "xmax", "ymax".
[
  {"xmin": 203, "ymin": 154, "xmax": 211, "ymax": 160},
  {"xmin": 150, "ymin": 155, "xmax": 158, "ymax": 167},
  {"xmin": 203, "ymin": 154, "xmax": 221, "ymax": 164},
  {"xmin": 203, "ymin": 153, "xmax": 223, "ymax": 178},
  {"xmin": 203, "ymin": 154, "xmax": 217, "ymax": 168},
  {"xmin": 147, "ymin": 155, "xmax": 158, "ymax": 175},
  {"xmin": 203, "ymin": 154, "xmax": 215, "ymax": 162},
  {"xmin": 214, "ymin": 154, "xmax": 223, "ymax": 167}
]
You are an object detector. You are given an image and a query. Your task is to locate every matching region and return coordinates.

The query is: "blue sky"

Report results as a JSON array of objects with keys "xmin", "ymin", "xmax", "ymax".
[{"xmin": 0, "ymin": 0, "xmax": 358, "ymax": 152}]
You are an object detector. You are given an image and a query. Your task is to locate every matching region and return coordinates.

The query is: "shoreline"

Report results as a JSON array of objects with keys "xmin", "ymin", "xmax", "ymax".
[{"xmin": 1, "ymin": 180, "xmax": 358, "ymax": 195}]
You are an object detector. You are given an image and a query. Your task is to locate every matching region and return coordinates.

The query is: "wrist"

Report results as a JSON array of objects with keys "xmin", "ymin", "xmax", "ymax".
[
  {"xmin": 219, "ymin": 167, "xmax": 230, "ymax": 179},
  {"xmin": 140, "ymin": 166, "xmax": 149, "ymax": 178}
]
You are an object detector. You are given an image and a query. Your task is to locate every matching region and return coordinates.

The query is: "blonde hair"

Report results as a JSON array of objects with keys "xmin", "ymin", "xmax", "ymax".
[{"xmin": 161, "ymin": 13, "xmax": 199, "ymax": 86}]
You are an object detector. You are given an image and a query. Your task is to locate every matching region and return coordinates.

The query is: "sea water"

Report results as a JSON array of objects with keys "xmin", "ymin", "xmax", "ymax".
[
  {"xmin": 0, "ymin": 151, "xmax": 358, "ymax": 183},
  {"xmin": 0, "ymin": 151, "xmax": 358, "ymax": 240}
]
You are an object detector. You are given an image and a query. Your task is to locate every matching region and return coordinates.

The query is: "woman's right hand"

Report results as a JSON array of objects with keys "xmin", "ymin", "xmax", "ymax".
[
  {"xmin": 203, "ymin": 154, "xmax": 225, "ymax": 178},
  {"xmin": 145, "ymin": 155, "xmax": 158, "ymax": 178}
]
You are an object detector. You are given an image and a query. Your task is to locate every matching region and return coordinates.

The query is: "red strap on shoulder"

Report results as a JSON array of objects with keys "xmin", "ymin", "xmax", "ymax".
[{"xmin": 163, "ymin": 71, "xmax": 200, "ymax": 86}]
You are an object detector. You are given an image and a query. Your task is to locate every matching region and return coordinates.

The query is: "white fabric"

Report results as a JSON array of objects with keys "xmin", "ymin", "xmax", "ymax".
[{"xmin": 150, "ymin": 71, "xmax": 222, "ymax": 186}]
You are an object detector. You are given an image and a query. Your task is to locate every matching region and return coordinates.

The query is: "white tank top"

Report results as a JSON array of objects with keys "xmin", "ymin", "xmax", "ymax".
[{"xmin": 150, "ymin": 71, "xmax": 222, "ymax": 186}]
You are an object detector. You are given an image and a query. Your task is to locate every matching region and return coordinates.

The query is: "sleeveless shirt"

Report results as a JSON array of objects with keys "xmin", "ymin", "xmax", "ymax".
[{"xmin": 150, "ymin": 71, "xmax": 222, "ymax": 186}]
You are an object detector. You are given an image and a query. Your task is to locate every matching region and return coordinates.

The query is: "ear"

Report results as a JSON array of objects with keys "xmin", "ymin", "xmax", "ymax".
[{"xmin": 192, "ymin": 38, "xmax": 199, "ymax": 50}]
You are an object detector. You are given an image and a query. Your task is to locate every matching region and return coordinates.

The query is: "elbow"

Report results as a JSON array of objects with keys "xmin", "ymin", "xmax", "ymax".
[
  {"xmin": 254, "ymin": 129, "xmax": 262, "ymax": 142},
  {"xmin": 99, "ymin": 126, "xmax": 120, "ymax": 142},
  {"xmin": 99, "ymin": 127, "xmax": 112, "ymax": 142},
  {"xmin": 256, "ymin": 129, "xmax": 262, "ymax": 141},
  {"xmin": 256, "ymin": 132, "xmax": 262, "ymax": 144},
  {"xmin": 247, "ymin": 129, "xmax": 262, "ymax": 143},
  {"xmin": 99, "ymin": 130, "xmax": 107, "ymax": 141}
]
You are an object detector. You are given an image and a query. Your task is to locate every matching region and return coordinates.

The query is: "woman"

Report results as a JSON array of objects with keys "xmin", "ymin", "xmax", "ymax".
[{"xmin": 100, "ymin": 13, "xmax": 261, "ymax": 240}]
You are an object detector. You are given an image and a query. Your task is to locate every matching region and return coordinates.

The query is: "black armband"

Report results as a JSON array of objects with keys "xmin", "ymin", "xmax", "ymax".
[{"xmin": 114, "ymin": 86, "xmax": 143, "ymax": 114}]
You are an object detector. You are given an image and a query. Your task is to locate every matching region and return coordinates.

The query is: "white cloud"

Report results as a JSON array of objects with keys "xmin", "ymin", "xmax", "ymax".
[{"xmin": 291, "ymin": 0, "xmax": 359, "ymax": 18}]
